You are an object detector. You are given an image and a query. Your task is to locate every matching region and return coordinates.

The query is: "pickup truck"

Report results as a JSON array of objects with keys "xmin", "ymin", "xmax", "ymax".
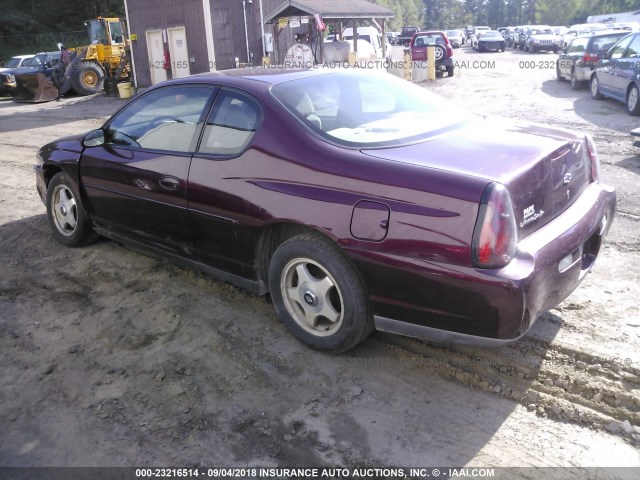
[{"xmin": 398, "ymin": 26, "xmax": 419, "ymax": 46}]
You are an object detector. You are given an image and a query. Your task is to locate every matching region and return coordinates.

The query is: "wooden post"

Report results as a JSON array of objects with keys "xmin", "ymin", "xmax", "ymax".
[
  {"xmin": 381, "ymin": 18, "xmax": 387, "ymax": 59},
  {"xmin": 427, "ymin": 45, "xmax": 436, "ymax": 80}
]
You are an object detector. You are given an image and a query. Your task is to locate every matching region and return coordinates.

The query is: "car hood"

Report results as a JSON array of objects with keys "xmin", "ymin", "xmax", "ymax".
[
  {"xmin": 40, "ymin": 133, "xmax": 86, "ymax": 155},
  {"xmin": 14, "ymin": 67, "xmax": 45, "ymax": 76}
]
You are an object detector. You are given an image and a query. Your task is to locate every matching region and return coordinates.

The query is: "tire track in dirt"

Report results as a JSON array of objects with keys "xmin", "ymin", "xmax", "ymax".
[{"xmin": 377, "ymin": 330, "xmax": 640, "ymax": 445}]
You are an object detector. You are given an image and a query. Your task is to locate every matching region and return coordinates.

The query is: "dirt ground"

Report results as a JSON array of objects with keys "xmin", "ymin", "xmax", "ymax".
[{"xmin": 1, "ymin": 45, "xmax": 639, "ymax": 476}]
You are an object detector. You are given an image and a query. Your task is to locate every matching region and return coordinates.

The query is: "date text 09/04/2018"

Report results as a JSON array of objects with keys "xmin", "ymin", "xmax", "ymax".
[{"xmin": 134, "ymin": 467, "xmax": 496, "ymax": 478}]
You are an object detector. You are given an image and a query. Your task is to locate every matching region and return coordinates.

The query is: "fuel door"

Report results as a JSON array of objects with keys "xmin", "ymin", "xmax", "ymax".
[{"xmin": 350, "ymin": 200, "xmax": 390, "ymax": 242}]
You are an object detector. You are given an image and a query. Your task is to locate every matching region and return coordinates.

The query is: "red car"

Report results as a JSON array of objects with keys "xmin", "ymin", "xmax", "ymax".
[
  {"xmin": 35, "ymin": 69, "xmax": 615, "ymax": 352},
  {"xmin": 410, "ymin": 31, "xmax": 455, "ymax": 76}
]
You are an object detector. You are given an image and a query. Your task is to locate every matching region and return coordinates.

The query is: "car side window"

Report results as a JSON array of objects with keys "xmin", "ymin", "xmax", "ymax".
[
  {"xmin": 106, "ymin": 86, "xmax": 214, "ymax": 152},
  {"xmin": 609, "ymin": 35, "xmax": 633, "ymax": 58},
  {"xmin": 198, "ymin": 90, "xmax": 260, "ymax": 156},
  {"xmin": 568, "ymin": 38, "xmax": 586, "ymax": 54},
  {"xmin": 624, "ymin": 35, "xmax": 640, "ymax": 58}
]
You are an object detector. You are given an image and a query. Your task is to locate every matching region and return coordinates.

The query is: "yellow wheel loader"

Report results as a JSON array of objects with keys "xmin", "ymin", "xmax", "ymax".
[{"xmin": 14, "ymin": 17, "xmax": 131, "ymax": 103}]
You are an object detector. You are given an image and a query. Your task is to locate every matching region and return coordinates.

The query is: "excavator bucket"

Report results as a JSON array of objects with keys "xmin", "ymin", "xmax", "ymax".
[{"xmin": 13, "ymin": 73, "xmax": 59, "ymax": 103}]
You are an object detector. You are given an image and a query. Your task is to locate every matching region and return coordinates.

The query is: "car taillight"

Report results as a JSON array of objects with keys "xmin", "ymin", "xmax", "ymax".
[
  {"xmin": 585, "ymin": 134, "xmax": 600, "ymax": 182},
  {"xmin": 472, "ymin": 183, "xmax": 517, "ymax": 269},
  {"xmin": 583, "ymin": 53, "xmax": 599, "ymax": 63}
]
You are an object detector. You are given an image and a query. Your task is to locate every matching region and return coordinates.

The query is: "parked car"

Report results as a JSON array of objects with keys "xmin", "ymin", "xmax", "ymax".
[
  {"xmin": 590, "ymin": 32, "xmax": 640, "ymax": 115},
  {"xmin": 523, "ymin": 25, "xmax": 560, "ymax": 52},
  {"xmin": 556, "ymin": 30, "xmax": 630, "ymax": 89},
  {"xmin": 606, "ymin": 22, "xmax": 640, "ymax": 32},
  {"xmin": 445, "ymin": 30, "xmax": 462, "ymax": 48},
  {"xmin": 342, "ymin": 26, "xmax": 388, "ymax": 59},
  {"xmin": 508, "ymin": 26, "xmax": 525, "ymax": 48},
  {"xmin": 410, "ymin": 31, "xmax": 454, "ymax": 76},
  {"xmin": 465, "ymin": 25, "xmax": 475, "ymax": 40},
  {"xmin": 0, "ymin": 54, "xmax": 34, "ymax": 72},
  {"xmin": 469, "ymin": 25, "xmax": 491, "ymax": 49},
  {"xmin": 35, "ymin": 69, "xmax": 615, "ymax": 352},
  {"xmin": 0, "ymin": 51, "xmax": 60, "ymax": 96},
  {"xmin": 561, "ymin": 23, "xmax": 608, "ymax": 48},
  {"xmin": 475, "ymin": 30, "xmax": 506, "ymax": 52},
  {"xmin": 398, "ymin": 26, "xmax": 419, "ymax": 46}
]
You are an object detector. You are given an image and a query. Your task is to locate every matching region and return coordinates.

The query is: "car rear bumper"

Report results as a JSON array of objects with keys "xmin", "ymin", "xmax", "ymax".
[
  {"xmin": 575, "ymin": 66, "xmax": 593, "ymax": 81},
  {"xmin": 357, "ymin": 182, "xmax": 616, "ymax": 345}
]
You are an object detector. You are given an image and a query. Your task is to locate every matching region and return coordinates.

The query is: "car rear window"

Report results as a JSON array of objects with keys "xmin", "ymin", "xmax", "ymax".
[
  {"xmin": 591, "ymin": 34, "xmax": 628, "ymax": 52},
  {"xmin": 414, "ymin": 33, "xmax": 444, "ymax": 46},
  {"xmin": 271, "ymin": 71, "xmax": 476, "ymax": 148}
]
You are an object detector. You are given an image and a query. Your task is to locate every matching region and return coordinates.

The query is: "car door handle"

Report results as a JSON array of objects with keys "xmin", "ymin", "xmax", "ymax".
[
  {"xmin": 159, "ymin": 176, "xmax": 180, "ymax": 191},
  {"xmin": 134, "ymin": 178, "xmax": 153, "ymax": 190}
]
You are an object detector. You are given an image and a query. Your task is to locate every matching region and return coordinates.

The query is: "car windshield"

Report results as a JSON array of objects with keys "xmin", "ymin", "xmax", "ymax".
[
  {"xmin": 7, "ymin": 57, "xmax": 28, "ymax": 68},
  {"xmin": 481, "ymin": 31, "xmax": 503, "ymax": 39},
  {"xmin": 29, "ymin": 54, "xmax": 48, "ymax": 67},
  {"xmin": 531, "ymin": 28, "xmax": 553, "ymax": 35},
  {"xmin": 446, "ymin": 30, "xmax": 457, "ymax": 36},
  {"xmin": 271, "ymin": 71, "xmax": 477, "ymax": 148}
]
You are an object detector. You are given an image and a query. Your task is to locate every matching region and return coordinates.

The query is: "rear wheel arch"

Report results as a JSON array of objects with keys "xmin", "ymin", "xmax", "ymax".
[
  {"xmin": 266, "ymin": 230, "xmax": 373, "ymax": 352},
  {"xmin": 255, "ymin": 223, "xmax": 343, "ymax": 288}
]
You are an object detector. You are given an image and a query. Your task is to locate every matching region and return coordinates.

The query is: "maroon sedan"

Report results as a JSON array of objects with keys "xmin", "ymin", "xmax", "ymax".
[{"xmin": 35, "ymin": 69, "xmax": 615, "ymax": 352}]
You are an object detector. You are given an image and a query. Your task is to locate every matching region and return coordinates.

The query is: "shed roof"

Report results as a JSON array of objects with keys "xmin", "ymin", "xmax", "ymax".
[{"xmin": 264, "ymin": 0, "xmax": 394, "ymax": 23}]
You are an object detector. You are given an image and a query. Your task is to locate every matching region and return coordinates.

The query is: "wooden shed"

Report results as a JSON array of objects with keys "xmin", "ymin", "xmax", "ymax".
[{"xmin": 123, "ymin": 0, "xmax": 393, "ymax": 87}]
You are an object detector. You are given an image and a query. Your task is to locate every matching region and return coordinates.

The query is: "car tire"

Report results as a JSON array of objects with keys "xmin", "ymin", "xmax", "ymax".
[
  {"xmin": 627, "ymin": 85, "xmax": 640, "ymax": 116},
  {"xmin": 553, "ymin": 48, "xmax": 559, "ymax": 53},
  {"xmin": 570, "ymin": 69, "xmax": 582, "ymax": 90},
  {"xmin": 268, "ymin": 233, "xmax": 373, "ymax": 353},
  {"xmin": 446, "ymin": 65, "xmax": 454, "ymax": 77},
  {"xmin": 434, "ymin": 44, "xmax": 446, "ymax": 61},
  {"xmin": 590, "ymin": 75, "xmax": 604, "ymax": 99},
  {"xmin": 71, "ymin": 63, "xmax": 104, "ymax": 96},
  {"xmin": 46, "ymin": 172, "xmax": 98, "ymax": 247}
]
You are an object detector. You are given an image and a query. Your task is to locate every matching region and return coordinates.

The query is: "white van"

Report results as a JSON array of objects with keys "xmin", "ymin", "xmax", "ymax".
[{"xmin": 341, "ymin": 26, "xmax": 389, "ymax": 59}]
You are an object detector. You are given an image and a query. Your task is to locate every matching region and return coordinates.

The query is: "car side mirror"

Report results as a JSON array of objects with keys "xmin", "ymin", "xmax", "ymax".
[
  {"xmin": 562, "ymin": 47, "xmax": 568, "ymax": 54},
  {"xmin": 83, "ymin": 128, "xmax": 106, "ymax": 147},
  {"xmin": 45, "ymin": 61, "xmax": 52, "ymax": 68}
]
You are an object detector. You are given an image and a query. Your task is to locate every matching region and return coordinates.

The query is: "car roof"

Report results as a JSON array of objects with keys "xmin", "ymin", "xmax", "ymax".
[
  {"xmin": 171, "ymin": 68, "xmax": 331, "ymax": 88},
  {"xmin": 575, "ymin": 29, "xmax": 630, "ymax": 39}
]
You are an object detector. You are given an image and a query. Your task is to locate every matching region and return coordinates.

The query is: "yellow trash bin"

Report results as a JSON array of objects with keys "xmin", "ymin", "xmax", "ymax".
[{"xmin": 117, "ymin": 82, "xmax": 133, "ymax": 99}]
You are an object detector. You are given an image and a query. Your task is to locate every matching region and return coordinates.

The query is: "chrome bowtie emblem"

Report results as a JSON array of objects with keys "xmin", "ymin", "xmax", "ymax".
[{"xmin": 563, "ymin": 173, "xmax": 572, "ymax": 185}]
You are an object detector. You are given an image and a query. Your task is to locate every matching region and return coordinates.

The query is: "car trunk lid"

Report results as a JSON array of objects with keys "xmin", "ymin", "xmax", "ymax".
[{"xmin": 360, "ymin": 118, "xmax": 592, "ymax": 239}]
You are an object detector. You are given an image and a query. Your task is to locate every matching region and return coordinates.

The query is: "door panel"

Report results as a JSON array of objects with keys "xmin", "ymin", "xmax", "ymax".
[
  {"xmin": 189, "ymin": 89, "xmax": 262, "ymax": 276},
  {"xmin": 168, "ymin": 27, "xmax": 191, "ymax": 79},
  {"xmin": 81, "ymin": 148, "xmax": 192, "ymax": 253},
  {"xmin": 80, "ymin": 85, "xmax": 216, "ymax": 254},
  {"xmin": 146, "ymin": 30, "xmax": 167, "ymax": 85}
]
